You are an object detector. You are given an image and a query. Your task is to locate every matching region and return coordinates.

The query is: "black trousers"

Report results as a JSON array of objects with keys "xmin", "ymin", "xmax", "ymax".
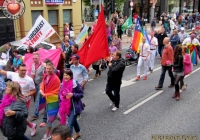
[
  {"xmin": 93, "ymin": 65, "xmax": 100, "ymax": 75},
  {"xmin": 158, "ymin": 65, "xmax": 175, "ymax": 87},
  {"xmin": 106, "ymin": 83, "xmax": 121, "ymax": 108}
]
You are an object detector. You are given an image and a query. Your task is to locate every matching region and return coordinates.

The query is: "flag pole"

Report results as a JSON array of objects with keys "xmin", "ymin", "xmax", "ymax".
[{"xmin": 55, "ymin": 32, "xmax": 65, "ymax": 45}]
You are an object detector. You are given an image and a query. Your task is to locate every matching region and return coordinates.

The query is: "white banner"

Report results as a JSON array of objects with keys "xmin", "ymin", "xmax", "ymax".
[{"xmin": 21, "ymin": 15, "xmax": 55, "ymax": 47}]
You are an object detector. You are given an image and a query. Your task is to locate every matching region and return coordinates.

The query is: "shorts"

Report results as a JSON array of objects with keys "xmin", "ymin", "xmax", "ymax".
[
  {"xmin": 173, "ymin": 71, "xmax": 184, "ymax": 76},
  {"xmin": 26, "ymin": 99, "xmax": 31, "ymax": 109}
]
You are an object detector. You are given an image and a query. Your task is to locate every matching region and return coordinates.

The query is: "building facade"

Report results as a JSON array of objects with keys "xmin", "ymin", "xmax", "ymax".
[
  {"xmin": 0, "ymin": 0, "xmax": 82, "ymax": 45},
  {"xmin": 124, "ymin": 0, "xmax": 200, "ymax": 23}
]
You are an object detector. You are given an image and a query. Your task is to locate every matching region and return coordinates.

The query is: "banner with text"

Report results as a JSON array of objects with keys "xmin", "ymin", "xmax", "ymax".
[{"xmin": 21, "ymin": 15, "xmax": 55, "ymax": 47}]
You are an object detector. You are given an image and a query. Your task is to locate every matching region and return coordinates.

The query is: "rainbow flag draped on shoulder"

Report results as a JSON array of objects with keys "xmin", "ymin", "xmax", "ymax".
[{"xmin": 132, "ymin": 18, "xmax": 150, "ymax": 53}]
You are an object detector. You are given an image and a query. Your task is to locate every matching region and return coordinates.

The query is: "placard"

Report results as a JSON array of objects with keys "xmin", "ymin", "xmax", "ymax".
[{"xmin": 45, "ymin": 0, "xmax": 64, "ymax": 5}]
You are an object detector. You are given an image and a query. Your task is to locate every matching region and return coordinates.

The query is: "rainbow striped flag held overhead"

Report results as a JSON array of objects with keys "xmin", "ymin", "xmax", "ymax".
[
  {"xmin": 74, "ymin": 26, "xmax": 89, "ymax": 44},
  {"xmin": 132, "ymin": 18, "xmax": 150, "ymax": 53}
]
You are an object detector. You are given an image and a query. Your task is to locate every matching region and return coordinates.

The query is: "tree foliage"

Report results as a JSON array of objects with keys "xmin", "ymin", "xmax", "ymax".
[
  {"xmin": 115, "ymin": 0, "xmax": 126, "ymax": 13},
  {"xmin": 83, "ymin": 0, "xmax": 91, "ymax": 6}
]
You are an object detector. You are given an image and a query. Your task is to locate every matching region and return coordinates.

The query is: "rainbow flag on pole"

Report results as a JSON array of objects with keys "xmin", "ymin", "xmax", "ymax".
[
  {"xmin": 132, "ymin": 18, "xmax": 150, "ymax": 53},
  {"xmin": 74, "ymin": 26, "xmax": 88, "ymax": 44}
]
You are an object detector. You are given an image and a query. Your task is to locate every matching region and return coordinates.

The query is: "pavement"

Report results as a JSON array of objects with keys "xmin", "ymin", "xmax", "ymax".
[{"xmin": 1, "ymin": 26, "xmax": 200, "ymax": 140}]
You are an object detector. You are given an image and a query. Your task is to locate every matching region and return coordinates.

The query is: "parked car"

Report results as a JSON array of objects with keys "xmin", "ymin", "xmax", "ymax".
[{"xmin": 0, "ymin": 41, "xmax": 56, "ymax": 56}]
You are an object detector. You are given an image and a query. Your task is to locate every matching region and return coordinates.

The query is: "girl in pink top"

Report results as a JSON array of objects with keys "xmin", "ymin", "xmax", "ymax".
[
  {"xmin": 180, "ymin": 46, "xmax": 192, "ymax": 92},
  {"xmin": 109, "ymin": 41, "xmax": 118, "ymax": 54},
  {"xmin": 59, "ymin": 68, "xmax": 73, "ymax": 125}
]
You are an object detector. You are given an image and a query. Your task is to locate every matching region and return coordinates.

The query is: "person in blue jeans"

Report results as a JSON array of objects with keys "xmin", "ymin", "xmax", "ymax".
[
  {"xmin": 29, "ymin": 53, "xmax": 47, "ymax": 126},
  {"xmin": 65, "ymin": 69, "xmax": 84, "ymax": 140}
]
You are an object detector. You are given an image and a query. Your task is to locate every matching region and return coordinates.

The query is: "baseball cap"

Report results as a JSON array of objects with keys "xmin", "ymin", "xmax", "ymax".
[
  {"xmin": 180, "ymin": 27, "xmax": 185, "ymax": 30},
  {"xmin": 192, "ymin": 28, "xmax": 195, "ymax": 30},
  {"xmin": 71, "ymin": 54, "xmax": 80, "ymax": 60}
]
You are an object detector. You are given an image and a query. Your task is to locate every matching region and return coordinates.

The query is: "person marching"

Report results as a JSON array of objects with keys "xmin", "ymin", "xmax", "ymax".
[
  {"xmin": 172, "ymin": 45, "xmax": 184, "ymax": 101},
  {"xmin": 106, "ymin": 51, "xmax": 125, "ymax": 111},
  {"xmin": 135, "ymin": 36, "xmax": 150, "ymax": 81},
  {"xmin": 148, "ymin": 31, "xmax": 158, "ymax": 73}
]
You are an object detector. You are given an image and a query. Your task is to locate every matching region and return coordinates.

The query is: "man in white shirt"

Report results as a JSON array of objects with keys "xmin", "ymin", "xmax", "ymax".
[
  {"xmin": 182, "ymin": 34, "xmax": 200, "ymax": 46},
  {"xmin": 0, "ymin": 64, "xmax": 37, "ymax": 137},
  {"xmin": 135, "ymin": 37, "xmax": 150, "ymax": 81},
  {"xmin": 148, "ymin": 31, "xmax": 158, "ymax": 73}
]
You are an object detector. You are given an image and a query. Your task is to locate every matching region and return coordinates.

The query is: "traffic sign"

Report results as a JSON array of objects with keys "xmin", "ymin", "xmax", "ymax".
[{"xmin": 130, "ymin": 2, "xmax": 134, "ymax": 6}]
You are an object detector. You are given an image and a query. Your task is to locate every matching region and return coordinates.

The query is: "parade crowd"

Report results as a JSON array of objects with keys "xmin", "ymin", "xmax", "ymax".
[{"xmin": 0, "ymin": 11, "xmax": 200, "ymax": 140}]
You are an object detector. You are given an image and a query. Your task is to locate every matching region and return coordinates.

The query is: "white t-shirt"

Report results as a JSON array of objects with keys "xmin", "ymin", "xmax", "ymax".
[
  {"xmin": 7, "ymin": 72, "xmax": 35, "ymax": 95},
  {"xmin": 139, "ymin": 43, "xmax": 150, "ymax": 57},
  {"xmin": 148, "ymin": 36, "xmax": 158, "ymax": 50}
]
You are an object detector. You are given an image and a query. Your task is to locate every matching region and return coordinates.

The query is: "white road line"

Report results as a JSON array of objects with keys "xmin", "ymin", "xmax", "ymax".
[
  {"xmin": 185, "ymin": 67, "xmax": 200, "ymax": 78},
  {"xmin": 88, "ymin": 79, "xmax": 94, "ymax": 81},
  {"xmin": 123, "ymin": 90, "xmax": 163, "ymax": 115},
  {"xmin": 123, "ymin": 66, "xmax": 200, "ymax": 115}
]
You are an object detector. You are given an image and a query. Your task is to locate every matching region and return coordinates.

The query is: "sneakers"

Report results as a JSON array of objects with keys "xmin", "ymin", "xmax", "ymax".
[
  {"xmin": 109, "ymin": 102, "xmax": 115, "ymax": 108},
  {"xmin": 42, "ymin": 133, "xmax": 51, "ymax": 140},
  {"xmin": 155, "ymin": 86, "xmax": 162, "ymax": 90},
  {"xmin": 30, "ymin": 123, "xmax": 37, "ymax": 137},
  {"xmin": 112, "ymin": 107, "xmax": 119, "ymax": 112},
  {"xmin": 72, "ymin": 133, "xmax": 81, "ymax": 140},
  {"xmin": 143, "ymin": 76, "xmax": 147, "ymax": 80},
  {"xmin": 135, "ymin": 76, "xmax": 140, "ymax": 81},
  {"xmin": 39, "ymin": 122, "xmax": 46, "ymax": 127}
]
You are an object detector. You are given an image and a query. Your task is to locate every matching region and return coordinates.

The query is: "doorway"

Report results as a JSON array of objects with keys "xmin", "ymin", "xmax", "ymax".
[
  {"xmin": 48, "ymin": 10, "xmax": 59, "ymax": 43},
  {"xmin": 0, "ymin": 10, "xmax": 15, "ymax": 46}
]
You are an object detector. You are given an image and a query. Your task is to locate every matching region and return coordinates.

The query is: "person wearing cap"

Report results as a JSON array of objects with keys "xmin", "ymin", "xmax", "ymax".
[
  {"xmin": 178, "ymin": 27, "xmax": 188, "ymax": 44},
  {"xmin": 182, "ymin": 34, "xmax": 200, "ymax": 65},
  {"xmin": 148, "ymin": 31, "xmax": 158, "ymax": 72},
  {"xmin": 70, "ymin": 54, "xmax": 88, "ymax": 90}
]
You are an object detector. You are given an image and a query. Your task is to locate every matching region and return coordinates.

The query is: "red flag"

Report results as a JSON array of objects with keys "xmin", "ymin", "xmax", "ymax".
[{"xmin": 77, "ymin": 5, "xmax": 109, "ymax": 69}]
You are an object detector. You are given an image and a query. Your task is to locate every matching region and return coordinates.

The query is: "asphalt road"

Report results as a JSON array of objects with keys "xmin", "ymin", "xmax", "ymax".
[{"xmin": 1, "ymin": 37, "xmax": 200, "ymax": 140}]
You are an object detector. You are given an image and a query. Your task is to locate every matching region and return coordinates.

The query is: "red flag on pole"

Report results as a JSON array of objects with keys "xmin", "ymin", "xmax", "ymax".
[{"xmin": 77, "ymin": 5, "xmax": 109, "ymax": 69}]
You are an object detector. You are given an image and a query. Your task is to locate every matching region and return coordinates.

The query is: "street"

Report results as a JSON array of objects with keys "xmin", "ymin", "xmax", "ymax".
[{"xmin": 1, "ymin": 32, "xmax": 200, "ymax": 140}]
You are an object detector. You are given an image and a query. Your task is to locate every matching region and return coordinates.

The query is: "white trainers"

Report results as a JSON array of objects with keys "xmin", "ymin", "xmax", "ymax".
[
  {"xmin": 109, "ymin": 102, "xmax": 115, "ymax": 108},
  {"xmin": 41, "ymin": 133, "xmax": 51, "ymax": 140},
  {"xmin": 30, "ymin": 123, "xmax": 37, "ymax": 137},
  {"xmin": 112, "ymin": 107, "xmax": 119, "ymax": 111}
]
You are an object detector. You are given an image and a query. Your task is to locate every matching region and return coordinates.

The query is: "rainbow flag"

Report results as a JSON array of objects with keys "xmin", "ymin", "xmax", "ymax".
[
  {"xmin": 132, "ymin": 18, "xmax": 150, "ymax": 53},
  {"xmin": 38, "ymin": 94, "xmax": 59, "ymax": 123},
  {"xmin": 74, "ymin": 26, "xmax": 88, "ymax": 44}
]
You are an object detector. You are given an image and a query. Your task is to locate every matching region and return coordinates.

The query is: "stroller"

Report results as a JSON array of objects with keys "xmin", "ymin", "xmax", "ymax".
[{"xmin": 125, "ymin": 47, "xmax": 138, "ymax": 66}]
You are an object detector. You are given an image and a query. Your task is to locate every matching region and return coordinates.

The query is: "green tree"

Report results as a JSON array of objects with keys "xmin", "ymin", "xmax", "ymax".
[
  {"xmin": 115, "ymin": 0, "xmax": 126, "ymax": 13},
  {"xmin": 83, "ymin": 0, "xmax": 91, "ymax": 6}
]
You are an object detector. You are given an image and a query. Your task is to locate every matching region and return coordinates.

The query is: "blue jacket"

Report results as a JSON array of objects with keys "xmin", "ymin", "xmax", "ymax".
[
  {"xmin": 71, "ymin": 81, "xmax": 84, "ymax": 115},
  {"xmin": 170, "ymin": 35, "xmax": 180, "ymax": 49}
]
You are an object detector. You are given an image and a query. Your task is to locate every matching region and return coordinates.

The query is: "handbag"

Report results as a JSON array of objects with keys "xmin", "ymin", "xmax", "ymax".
[{"xmin": 69, "ymin": 31, "xmax": 75, "ymax": 37}]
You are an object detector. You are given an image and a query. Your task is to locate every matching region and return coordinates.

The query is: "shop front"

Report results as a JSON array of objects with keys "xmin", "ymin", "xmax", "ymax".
[{"xmin": 167, "ymin": 0, "xmax": 199, "ymax": 14}]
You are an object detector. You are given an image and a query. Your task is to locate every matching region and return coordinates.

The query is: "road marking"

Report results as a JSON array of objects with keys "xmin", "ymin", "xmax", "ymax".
[
  {"xmin": 123, "ymin": 90, "xmax": 163, "ymax": 115},
  {"xmin": 123, "ymin": 66, "xmax": 200, "ymax": 115},
  {"xmin": 185, "ymin": 66, "xmax": 200, "ymax": 78},
  {"xmin": 88, "ymin": 79, "xmax": 94, "ymax": 81}
]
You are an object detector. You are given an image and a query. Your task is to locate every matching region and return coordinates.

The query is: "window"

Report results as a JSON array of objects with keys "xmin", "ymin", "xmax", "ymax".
[
  {"xmin": 48, "ymin": 10, "xmax": 58, "ymax": 25},
  {"xmin": 31, "ymin": 10, "xmax": 42, "ymax": 26},
  {"xmin": 63, "ymin": 10, "xmax": 71, "ymax": 24}
]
